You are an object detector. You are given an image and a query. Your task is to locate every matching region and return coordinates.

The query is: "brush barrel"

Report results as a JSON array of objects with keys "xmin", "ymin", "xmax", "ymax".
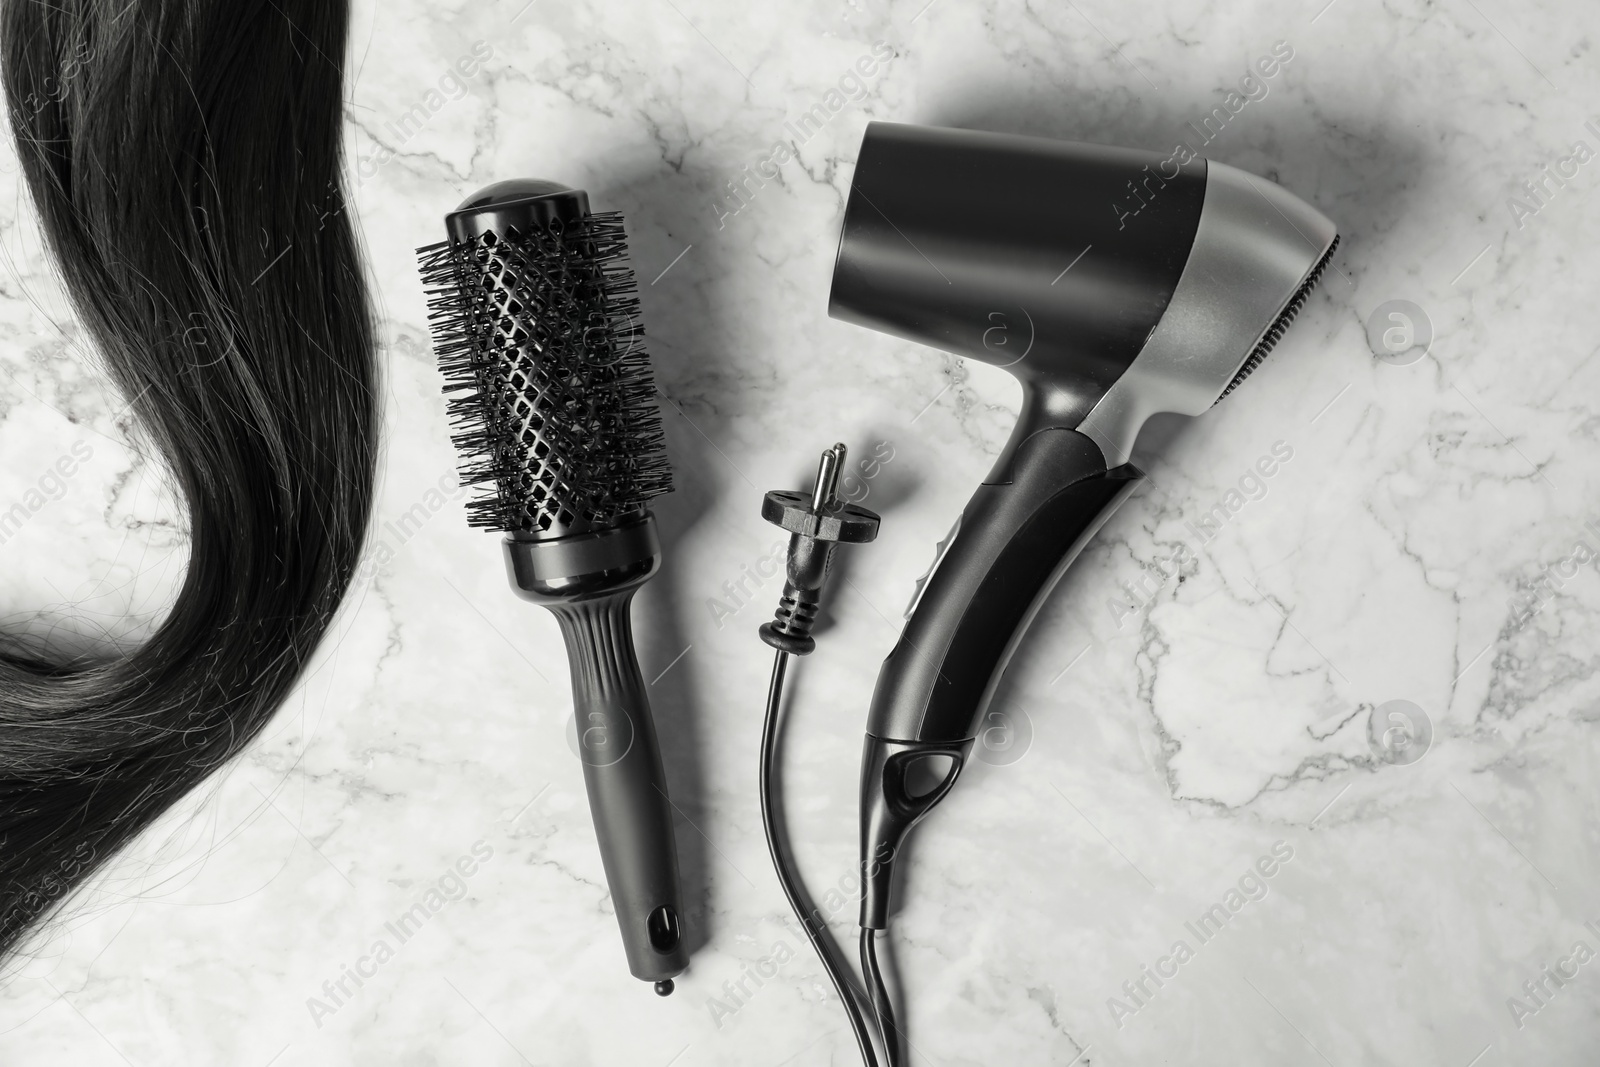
[{"xmin": 504, "ymin": 517, "xmax": 689, "ymax": 983}]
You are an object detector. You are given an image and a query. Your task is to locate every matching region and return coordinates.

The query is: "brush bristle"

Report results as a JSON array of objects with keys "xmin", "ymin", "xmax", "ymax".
[
  {"xmin": 417, "ymin": 213, "xmax": 672, "ymax": 534},
  {"xmin": 1215, "ymin": 235, "xmax": 1340, "ymax": 405}
]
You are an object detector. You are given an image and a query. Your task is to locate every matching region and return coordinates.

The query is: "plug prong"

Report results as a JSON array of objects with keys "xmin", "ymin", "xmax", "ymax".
[{"xmin": 812, "ymin": 443, "xmax": 847, "ymax": 511}]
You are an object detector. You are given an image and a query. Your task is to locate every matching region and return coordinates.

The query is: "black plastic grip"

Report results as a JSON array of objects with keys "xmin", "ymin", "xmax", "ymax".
[
  {"xmin": 866, "ymin": 428, "xmax": 1142, "ymax": 743},
  {"xmin": 549, "ymin": 590, "xmax": 688, "ymax": 982}
]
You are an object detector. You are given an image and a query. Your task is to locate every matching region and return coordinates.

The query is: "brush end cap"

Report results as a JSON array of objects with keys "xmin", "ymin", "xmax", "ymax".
[
  {"xmin": 452, "ymin": 178, "xmax": 576, "ymax": 212},
  {"xmin": 445, "ymin": 178, "xmax": 590, "ymax": 243}
]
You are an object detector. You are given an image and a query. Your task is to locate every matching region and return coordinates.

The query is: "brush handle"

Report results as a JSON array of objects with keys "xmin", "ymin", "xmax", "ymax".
[{"xmin": 549, "ymin": 590, "xmax": 688, "ymax": 983}]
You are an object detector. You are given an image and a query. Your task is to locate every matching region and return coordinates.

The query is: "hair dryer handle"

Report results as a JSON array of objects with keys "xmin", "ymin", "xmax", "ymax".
[
  {"xmin": 866, "ymin": 428, "xmax": 1142, "ymax": 745},
  {"xmin": 857, "ymin": 428, "xmax": 1140, "ymax": 928}
]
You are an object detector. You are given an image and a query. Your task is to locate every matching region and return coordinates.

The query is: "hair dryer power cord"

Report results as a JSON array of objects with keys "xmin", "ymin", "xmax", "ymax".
[
  {"xmin": 860, "ymin": 926, "xmax": 901, "ymax": 1066},
  {"xmin": 760, "ymin": 648, "xmax": 892, "ymax": 1067},
  {"xmin": 756, "ymin": 443, "xmax": 897, "ymax": 1066}
]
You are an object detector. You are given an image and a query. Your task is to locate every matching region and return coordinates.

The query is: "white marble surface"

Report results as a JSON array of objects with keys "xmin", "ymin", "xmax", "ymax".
[{"xmin": 3, "ymin": 0, "xmax": 1600, "ymax": 1062}]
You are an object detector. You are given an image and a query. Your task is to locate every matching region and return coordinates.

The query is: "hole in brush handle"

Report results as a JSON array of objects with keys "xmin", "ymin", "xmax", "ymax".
[{"xmin": 647, "ymin": 905, "xmax": 681, "ymax": 952}]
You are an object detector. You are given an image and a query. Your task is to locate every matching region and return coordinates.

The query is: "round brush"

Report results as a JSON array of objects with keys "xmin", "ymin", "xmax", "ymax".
[{"xmin": 417, "ymin": 179, "xmax": 687, "ymax": 993}]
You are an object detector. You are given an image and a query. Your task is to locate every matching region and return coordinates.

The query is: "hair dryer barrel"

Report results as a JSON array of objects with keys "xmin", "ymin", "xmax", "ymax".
[
  {"xmin": 831, "ymin": 121, "xmax": 1338, "ymax": 474},
  {"xmin": 830, "ymin": 122, "xmax": 1208, "ymax": 440}
]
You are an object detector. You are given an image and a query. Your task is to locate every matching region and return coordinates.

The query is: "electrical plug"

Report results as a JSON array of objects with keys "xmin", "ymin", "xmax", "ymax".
[{"xmin": 759, "ymin": 443, "xmax": 881, "ymax": 655}]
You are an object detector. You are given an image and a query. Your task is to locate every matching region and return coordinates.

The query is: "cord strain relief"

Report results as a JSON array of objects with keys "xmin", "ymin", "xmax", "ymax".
[{"xmin": 759, "ymin": 582, "xmax": 821, "ymax": 654}]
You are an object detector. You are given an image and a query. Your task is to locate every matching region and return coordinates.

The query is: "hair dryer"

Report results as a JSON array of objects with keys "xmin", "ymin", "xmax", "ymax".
[{"xmin": 828, "ymin": 121, "xmax": 1338, "ymax": 937}]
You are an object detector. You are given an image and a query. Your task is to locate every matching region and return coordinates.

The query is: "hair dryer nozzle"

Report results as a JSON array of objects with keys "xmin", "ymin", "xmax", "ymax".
[{"xmin": 1075, "ymin": 162, "xmax": 1339, "ymax": 465}]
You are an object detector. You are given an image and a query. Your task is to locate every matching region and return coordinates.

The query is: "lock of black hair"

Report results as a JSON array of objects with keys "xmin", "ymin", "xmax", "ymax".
[{"xmin": 0, "ymin": 0, "xmax": 378, "ymax": 960}]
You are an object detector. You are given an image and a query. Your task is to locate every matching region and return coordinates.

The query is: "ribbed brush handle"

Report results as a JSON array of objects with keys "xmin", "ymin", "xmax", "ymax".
[{"xmin": 548, "ymin": 590, "xmax": 688, "ymax": 983}]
